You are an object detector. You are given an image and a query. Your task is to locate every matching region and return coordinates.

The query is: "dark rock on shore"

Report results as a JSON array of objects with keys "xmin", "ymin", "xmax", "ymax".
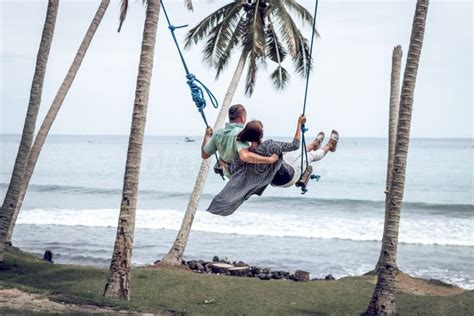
[
  {"xmin": 43, "ymin": 250, "xmax": 53, "ymax": 263},
  {"xmin": 186, "ymin": 260, "xmax": 205, "ymax": 272},
  {"xmin": 325, "ymin": 274, "xmax": 336, "ymax": 281},
  {"xmin": 250, "ymin": 266, "xmax": 261, "ymax": 277},
  {"xmin": 234, "ymin": 261, "xmax": 249, "ymax": 268},
  {"xmin": 184, "ymin": 257, "xmax": 336, "ymax": 283},
  {"xmin": 294, "ymin": 270, "xmax": 310, "ymax": 282},
  {"xmin": 258, "ymin": 273, "xmax": 272, "ymax": 280},
  {"xmin": 271, "ymin": 271, "xmax": 290, "ymax": 280}
]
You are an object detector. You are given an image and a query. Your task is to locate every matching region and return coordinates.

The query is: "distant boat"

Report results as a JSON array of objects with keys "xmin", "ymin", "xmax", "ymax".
[{"xmin": 184, "ymin": 136, "xmax": 196, "ymax": 143}]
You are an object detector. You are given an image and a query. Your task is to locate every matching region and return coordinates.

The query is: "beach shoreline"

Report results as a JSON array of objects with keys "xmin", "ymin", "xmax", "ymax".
[{"xmin": 1, "ymin": 246, "xmax": 472, "ymax": 315}]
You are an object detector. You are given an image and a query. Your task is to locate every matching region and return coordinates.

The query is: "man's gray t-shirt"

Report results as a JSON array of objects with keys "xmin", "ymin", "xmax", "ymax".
[{"xmin": 206, "ymin": 139, "xmax": 299, "ymax": 216}]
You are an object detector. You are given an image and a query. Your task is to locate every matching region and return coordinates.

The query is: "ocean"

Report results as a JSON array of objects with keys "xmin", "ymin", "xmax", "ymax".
[{"xmin": 1, "ymin": 135, "xmax": 472, "ymax": 289}]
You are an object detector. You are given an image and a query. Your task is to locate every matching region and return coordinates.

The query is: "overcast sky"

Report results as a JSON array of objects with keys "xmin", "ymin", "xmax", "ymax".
[{"xmin": 0, "ymin": 0, "xmax": 472, "ymax": 138}]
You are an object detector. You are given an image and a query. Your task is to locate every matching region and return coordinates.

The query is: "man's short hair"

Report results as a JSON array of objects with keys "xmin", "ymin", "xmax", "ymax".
[{"xmin": 228, "ymin": 104, "xmax": 246, "ymax": 121}]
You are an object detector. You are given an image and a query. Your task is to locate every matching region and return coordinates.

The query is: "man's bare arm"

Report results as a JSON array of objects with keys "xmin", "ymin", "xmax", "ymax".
[
  {"xmin": 201, "ymin": 127, "xmax": 213, "ymax": 159},
  {"xmin": 239, "ymin": 148, "xmax": 279, "ymax": 164}
]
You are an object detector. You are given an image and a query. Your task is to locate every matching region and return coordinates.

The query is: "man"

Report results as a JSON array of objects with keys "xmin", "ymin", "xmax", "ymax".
[{"xmin": 201, "ymin": 104, "xmax": 278, "ymax": 177}]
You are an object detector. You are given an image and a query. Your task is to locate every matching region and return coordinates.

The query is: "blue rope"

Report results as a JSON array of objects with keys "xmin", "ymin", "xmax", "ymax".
[
  {"xmin": 299, "ymin": 0, "xmax": 320, "ymax": 194},
  {"xmin": 160, "ymin": 0, "xmax": 219, "ymax": 126},
  {"xmin": 160, "ymin": 0, "xmax": 223, "ymax": 179}
]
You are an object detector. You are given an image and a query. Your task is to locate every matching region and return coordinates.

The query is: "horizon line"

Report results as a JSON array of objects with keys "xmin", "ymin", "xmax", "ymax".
[{"xmin": 0, "ymin": 133, "xmax": 472, "ymax": 140}]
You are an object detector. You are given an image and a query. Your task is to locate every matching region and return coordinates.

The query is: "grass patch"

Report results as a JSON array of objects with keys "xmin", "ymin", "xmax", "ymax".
[{"xmin": 1, "ymin": 246, "xmax": 473, "ymax": 315}]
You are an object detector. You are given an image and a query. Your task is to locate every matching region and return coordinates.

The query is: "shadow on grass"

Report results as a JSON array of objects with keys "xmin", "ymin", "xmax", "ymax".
[{"xmin": 0, "ymin": 248, "xmax": 128, "ymax": 311}]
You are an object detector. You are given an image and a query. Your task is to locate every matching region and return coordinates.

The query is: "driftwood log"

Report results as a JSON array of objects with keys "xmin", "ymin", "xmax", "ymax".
[{"xmin": 210, "ymin": 263, "xmax": 234, "ymax": 274}]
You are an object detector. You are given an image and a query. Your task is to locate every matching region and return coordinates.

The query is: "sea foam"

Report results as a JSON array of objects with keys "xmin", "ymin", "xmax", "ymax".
[{"xmin": 17, "ymin": 207, "xmax": 474, "ymax": 247}]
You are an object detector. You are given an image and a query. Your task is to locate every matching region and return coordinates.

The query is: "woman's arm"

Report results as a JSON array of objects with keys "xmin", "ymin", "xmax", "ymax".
[
  {"xmin": 273, "ymin": 115, "xmax": 306, "ymax": 153},
  {"xmin": 293, "ymin": 115, "xmax": 306, "ymax": 143},
  {"xmin": 239, "ymin": 148, "xmax": 279, "ymax": 164}
]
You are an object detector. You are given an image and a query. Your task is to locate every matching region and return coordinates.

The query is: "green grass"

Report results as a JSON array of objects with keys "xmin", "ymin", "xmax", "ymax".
[{"xmin": 1, "ymin": 246, "xmax": 473, "ymax": 315}]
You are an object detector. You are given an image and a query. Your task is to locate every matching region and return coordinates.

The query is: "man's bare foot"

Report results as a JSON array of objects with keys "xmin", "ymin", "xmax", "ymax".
[
  {"xmin": 307, "ymin": 132, "xmax": 325, "ymax": 151},
  {"xmin": 328, "ymin": 130, "xmax": 339, "ymax": 152}
]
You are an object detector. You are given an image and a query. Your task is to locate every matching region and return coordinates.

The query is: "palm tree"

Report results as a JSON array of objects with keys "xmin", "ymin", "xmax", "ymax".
[
  {"xmin": 0, "ymin": 0, "xmax": 58, "ymax": 262},
  {"xmin": 3, "ymin": 0, "xmax": 110, "ymax": 248},
  {"xmin": 103, "ymin": 0, "xmax": 161, "ymax": 300},
  {"xmin": 160, "ymin": 0, "xmax": 315, "ymax": 266},
  {"xmin": 366, "ymin": 0, "xmax": 429, "ymax": 314},
  {"xmin": 375, "ymin": 45, "xmax": 402, "ymax": 272}
]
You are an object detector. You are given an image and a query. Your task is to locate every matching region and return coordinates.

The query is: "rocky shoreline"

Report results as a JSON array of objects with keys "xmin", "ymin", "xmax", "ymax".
[{"xmin": 158, "ymin": 256, "xmax": 336, "ymax": 282}]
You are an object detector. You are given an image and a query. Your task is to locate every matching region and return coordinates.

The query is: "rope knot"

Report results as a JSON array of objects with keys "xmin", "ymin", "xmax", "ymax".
[{"xmin": 186, "ymin": 73, "xmax": 206, "ymax": 110}]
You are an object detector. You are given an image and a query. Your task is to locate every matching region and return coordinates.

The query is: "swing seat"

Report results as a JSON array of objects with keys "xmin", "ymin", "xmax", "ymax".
[{"xmin": 295, "ymin": 165, "xmax": 313, "ymax": 193}]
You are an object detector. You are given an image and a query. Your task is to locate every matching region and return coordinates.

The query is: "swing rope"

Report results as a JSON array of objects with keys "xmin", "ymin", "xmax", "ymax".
[
  {"xmin": 160, "ymin": 0, "xmax": 219, "ymax": 127},
  {"xmin": 299, "ymin": 0, "xmax": 321, "ymax": 194},
  {"xmin": 160, "ymin": 0, "xmax": 224, "ymax": 179}
]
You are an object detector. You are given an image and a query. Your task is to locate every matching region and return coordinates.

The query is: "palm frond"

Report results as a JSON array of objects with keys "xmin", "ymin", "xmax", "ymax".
[
  {"xmin": 202, "ymin": 20, "xmax": 226, "ymax": 65},
  {"xmin": 184, "ymin": 2, "xmax": 238, "ymax": 49},
  {"xmin": 245, "ymin": 53, "xmax": 258, "ymax": 96},
  {"xmin": 242, "ymin": 1, "xmax": 267, "ymax": 95},
  {"xmin": 280, "ymin": 0, "xmax": 317, "ymax": 32},
  {"xmin": 241, "ymin": 2, "xmax": 266, "ymax": 59},
  {"xmin": 269, "ymin": 0, "xmax": 301, "ymax": 56},
  {"xmin": 211, "ymin": 4, "xmax": 245, "ymax": 66},
  {"xmin": 292, "ymin": 30, "xmax": 312, "ymax": 77},
  {"xmin": 265, "ymin": 19, "xmax": 287, "ymax": 64},
  {"xmin": 270, "ymin": 65, "xmax": 290, "ymax": 90},
  {"xmin": 215, "ymin": 15, "xmax": 246, "ymax": 79},
  {"xmin": 201, "ymin": 4, "xmax": 243, "ymax": 67},
  {"xmin": 265, "ymin": 18, "xmax": 289, "ymax": 89},
  {"xmin": 117, "ymin": 0, "xmax": 129, "ymax": 32},
  {"xmin": 283, "ymin": 0, "xmax": 320, "ymax": 37}
]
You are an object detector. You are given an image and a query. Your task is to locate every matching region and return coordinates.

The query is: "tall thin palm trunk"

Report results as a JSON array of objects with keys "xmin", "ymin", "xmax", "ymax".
[
  {"xmin": 375, "ymin": 45, "xmax": 402, "ymax": 272},
  {"xmin": 366, "ymin": 1, "xmax": 429, "ymax": 315},
  {"xmin": 0, "ymin": 0, "xmax": 58, "ymax": 262},
  {"xmin": 160, "ymin": 52, "xmax": 248, "ymax": 266},
  {"xmin": 103, "ymin": 0, "xmax": 160, "ymax": 300},
  {"xmin": 4, "ymin": 0, "xmax": 110, "ymax": 244}
]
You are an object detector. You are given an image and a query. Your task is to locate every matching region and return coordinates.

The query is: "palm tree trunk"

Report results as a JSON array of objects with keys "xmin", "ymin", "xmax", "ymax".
[
  {"xmin": 160, "ymin": 51, "xmax": 248, "ymax": 266},
  {"xmin": 0, "ymin": 0, "xmax": 58, "ymax": 262},
  {"xmin": 103, "ymin": 0, "xmax": 160, "ymax": 300},
  {"xmin": 4, "ymin": 0, "xmax": 110, "ymax": 245},
  {"xmin": 366, "ymin": 1, "xmax": 429, "ymax": 315},
  {"xmin": 375, "ymin": 45, "xmax": 403, "ymax": 272}
]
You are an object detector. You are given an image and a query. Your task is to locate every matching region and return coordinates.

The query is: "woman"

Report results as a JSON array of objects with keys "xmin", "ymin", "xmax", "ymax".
[{"xmin": 206, "ymin": 115, "xmax": 339, "ymax": 216}]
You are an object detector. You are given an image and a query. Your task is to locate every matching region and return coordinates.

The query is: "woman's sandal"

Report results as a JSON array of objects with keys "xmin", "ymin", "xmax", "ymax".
[
  {"xmin": 329, "ymin": 130, "xmax": 339, "ymax": 152},
  {"xmin": 311, "ymin": 132, "xmax": 325, "ymax": 150}
]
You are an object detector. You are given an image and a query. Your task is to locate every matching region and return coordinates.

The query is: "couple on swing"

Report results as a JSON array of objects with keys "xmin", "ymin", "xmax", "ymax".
[{"xmin": 201, "ymin": 104, "xmax": 339, "ymax": 216}]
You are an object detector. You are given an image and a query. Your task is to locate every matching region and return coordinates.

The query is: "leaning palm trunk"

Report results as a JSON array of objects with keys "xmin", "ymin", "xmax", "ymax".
[
  {"xmin": 103, "ymin": 0, "xmax": 160, "ymax": 300},
  {"xmin": 366, "ymin": 1, "xmax": 429, "ymax": 315},
  {"xmin": 375, "ymin": 45, "xmax": 403, "ymax": 272},
  {"xmin": 160, "ymin": 52, "xmax": 248, "ymax": 266},
  {"xmin": 5, "ymin": 0, "xmax": 110, "ymax": 243},
  {"xmin": 0, "ymin": 0, "xmax": 58, "ymax": 261}
]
